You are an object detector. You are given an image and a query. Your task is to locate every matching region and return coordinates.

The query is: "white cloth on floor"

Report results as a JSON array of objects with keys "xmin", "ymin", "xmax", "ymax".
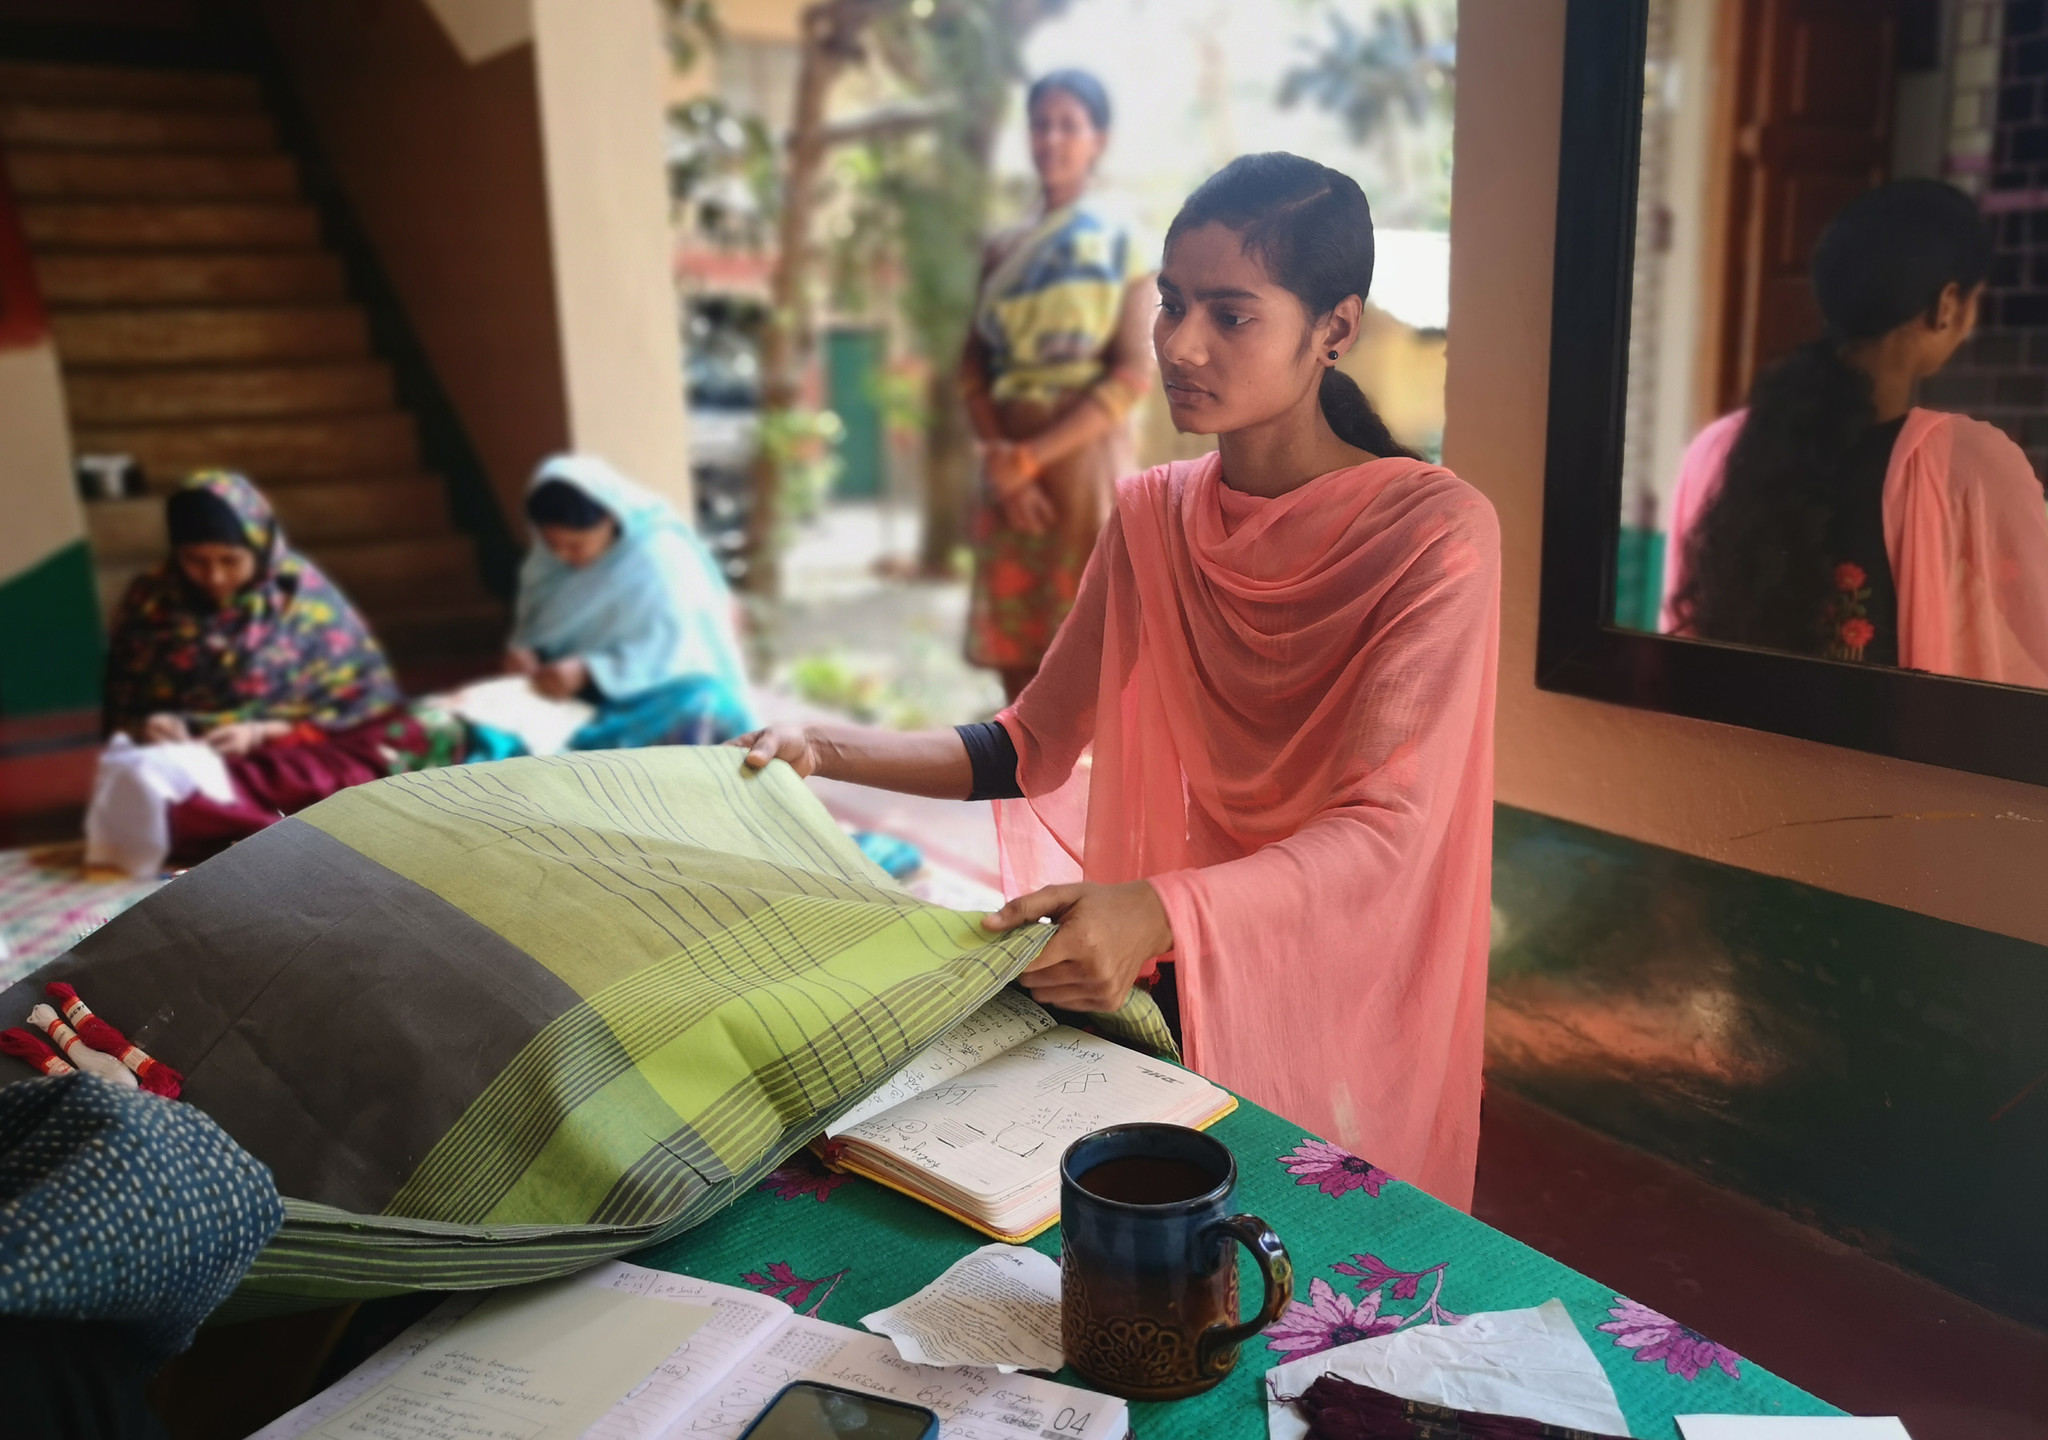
[{"xmin": 84, "ymin": 736, "xmax": 237, "ymax": 878}]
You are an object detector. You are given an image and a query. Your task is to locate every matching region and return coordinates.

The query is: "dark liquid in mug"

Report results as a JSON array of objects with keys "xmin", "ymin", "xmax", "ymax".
[{"xmin": 1077, "ymin": 1155, "xmax": 1220, "ymax": 1205}]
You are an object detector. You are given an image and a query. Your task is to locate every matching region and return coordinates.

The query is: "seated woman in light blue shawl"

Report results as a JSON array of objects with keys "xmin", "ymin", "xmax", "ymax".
[{"xmin": 507, "ymin": 454, "xmax": 757, "ymax": 748}]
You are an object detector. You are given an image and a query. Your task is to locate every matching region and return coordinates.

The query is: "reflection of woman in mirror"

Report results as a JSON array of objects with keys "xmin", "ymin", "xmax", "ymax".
[
  {"xmin": 961, "ymin": 70, "xmax": 1158, "ymax": 703},
  {"xmin": 1662, "ymin": 180, "xmax": 2048, "ymax": 685}
]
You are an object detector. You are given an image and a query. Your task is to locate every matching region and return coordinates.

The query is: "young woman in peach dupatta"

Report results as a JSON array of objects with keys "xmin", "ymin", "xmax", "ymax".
[
  {"xmin": 1662, "ymin": 181, "xmax": 2048, "ymax": 684},
  {"xmin": 738, "ymin": 154, "xmax": 1500, "ymax": 1208}
]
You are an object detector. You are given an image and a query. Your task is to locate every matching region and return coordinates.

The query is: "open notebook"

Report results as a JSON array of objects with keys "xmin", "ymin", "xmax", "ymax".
[
  {"xmin": 255, "ymin": 1260, "xmax": 1128, "ymax": 1440},
  {"xmin": 822, "ymin": 990, "xmax": 1236, "ymax": 1242}
]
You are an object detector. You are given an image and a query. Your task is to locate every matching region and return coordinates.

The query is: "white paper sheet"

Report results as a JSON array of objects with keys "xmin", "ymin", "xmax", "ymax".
[
  {"xmin": 828, "ymin": 990, "xmax": 1056, "ymax": 1137},
  {"xmin": 862, "ymin": 1243, "xmax": 1064, "ymax": 1372},
  {"xmin": 1677, "ymin": 1419, "xmax": 1913, "ymax": 1439},
  {"xmin": 665, "ymin": 1314, "xmax": 1123, "ymax": 1440},
  {"xmin": 295, "ymin": 1275, "xmax": 711, "ymax": 1440},
  {"xmin": 255, "ymin": 1264, "xmax": 769, "ymax": 1440},
  {"xmin": 448, "ymin": 676, "xmax": 595, "ymax": 756},
  {"xmin": 1263, "ymin": 1301, "xmax": 1631, "ymax": 1440}
]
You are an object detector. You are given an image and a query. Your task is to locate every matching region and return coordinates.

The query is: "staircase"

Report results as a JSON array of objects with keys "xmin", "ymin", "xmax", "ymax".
[{"xmin": 0, "ymin": 59, "xmax": 506, "ymax": 682}]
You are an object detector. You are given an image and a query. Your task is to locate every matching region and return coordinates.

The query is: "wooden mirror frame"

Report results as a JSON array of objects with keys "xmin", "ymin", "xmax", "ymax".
[{"xmin": 1537, "ymin": 0, "xmax": 2048, "ymax": 788}]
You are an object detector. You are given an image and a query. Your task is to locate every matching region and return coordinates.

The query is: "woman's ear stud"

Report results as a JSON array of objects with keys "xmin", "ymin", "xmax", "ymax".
[{"xmin": 1327, "ymin": 349, "xmax": 1340, "ymax": 361}]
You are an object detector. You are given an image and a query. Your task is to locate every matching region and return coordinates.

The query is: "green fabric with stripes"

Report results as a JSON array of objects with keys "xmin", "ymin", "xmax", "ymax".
[{"xmin": 219, "ymin": 749, "xmax": 1050, "ymax": 1312}]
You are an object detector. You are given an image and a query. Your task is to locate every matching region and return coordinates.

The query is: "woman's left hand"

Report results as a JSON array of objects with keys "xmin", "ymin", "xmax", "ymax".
[
  {"xmin": 983, "ymin": 881, "xmax": 1174, "ymax": 1013},
  {"xmin": 202, "ymin": 720, "xmax": 288, "ymax": 757},
  {"xmin": 533, "ymin": 656, "xmax": 589, "ymax": 700}
]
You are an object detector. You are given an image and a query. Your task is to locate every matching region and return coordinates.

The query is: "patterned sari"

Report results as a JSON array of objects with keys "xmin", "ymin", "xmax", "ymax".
[
  {"xmin": 965, "ymin": 200, "xmax": 1150, "ymax": 673},
  {"xmin": 102, "ymin": 471, "xmax": 400, "ymax": 735}
]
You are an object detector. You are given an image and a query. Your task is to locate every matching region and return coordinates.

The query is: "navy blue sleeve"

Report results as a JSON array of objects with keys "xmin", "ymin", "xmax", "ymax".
[{"xmin": 955, "ymin": 721, "xmax": 1024, "ymax": 801}]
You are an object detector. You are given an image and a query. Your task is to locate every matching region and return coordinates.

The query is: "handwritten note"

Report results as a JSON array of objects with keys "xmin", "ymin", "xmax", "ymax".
[
  {"xmin": 862, "ymin": 1244, "xmax": 1063, "ymax": 1373},
  {"xmin": 302, "ymin": 1276, "xmax": 711, "ymax": 1440},
  {"xmin": 666, "ymin": 1315, "xmax": 1124, "ymax": 1440},
  {"xmin": 828, "ymin": 989, "xmax": 1056, "ymax": 1136}
]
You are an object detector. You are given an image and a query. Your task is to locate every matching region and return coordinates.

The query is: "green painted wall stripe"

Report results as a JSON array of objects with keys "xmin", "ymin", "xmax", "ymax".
[
  {"xmin": 0, "ymin": 538, "xmax": 102, "ymax": 717},
  {"xmin": 1488, "ymin": 802, "xmax": 2048, "ymax": 1329}
]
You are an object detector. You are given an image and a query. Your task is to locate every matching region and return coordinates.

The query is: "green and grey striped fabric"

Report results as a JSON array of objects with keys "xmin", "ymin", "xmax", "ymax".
[{"xmin": 0, "ymin": 750, "xmax": 1049, "ymax": 1315}]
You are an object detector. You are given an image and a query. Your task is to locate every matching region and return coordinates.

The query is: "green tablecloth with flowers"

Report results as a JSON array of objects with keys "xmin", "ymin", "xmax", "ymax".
[{"xmin": 634, "ymin": 1093, "xmax": 1837, "ymax": 1439}]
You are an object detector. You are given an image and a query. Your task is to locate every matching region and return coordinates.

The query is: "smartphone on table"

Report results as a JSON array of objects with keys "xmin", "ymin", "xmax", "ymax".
[{"xmin": 737, "ymin": 1381, "xmax": 941, "ymax": 1440}]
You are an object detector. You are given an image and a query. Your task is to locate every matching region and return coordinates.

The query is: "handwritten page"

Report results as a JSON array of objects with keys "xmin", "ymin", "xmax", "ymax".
[
  {"xmin": 838, "ymin": 1026, "xmax": 1229, "ymax": 1209},
  {"xmin": 828, "ymin": 990, "xmax": 1056, "ymax": 1136},
  {"xmin": 664, "ymin": 1314, "xmax": 1125, "ymax": 1440},
  {"xmin": 862, "ymin": 1243, "xmax": 1063, "ymax": 1372},
  {"xmin": 303, "ymin": 1276, "xmax": 709, "ymax": 1440},
  {"xmin": 580, "ymin": 1264, "xmax": 794, "ymax": 1439},
  {"xmin": 251, "ymin": 1296, "xmax": 484, "ymax": 1440}
]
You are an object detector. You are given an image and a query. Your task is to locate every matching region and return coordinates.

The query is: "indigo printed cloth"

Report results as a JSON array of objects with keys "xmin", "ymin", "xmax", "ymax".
[{"xmin": 0, "ymin": 1074, "xmax": 282, "ymax": 1359}]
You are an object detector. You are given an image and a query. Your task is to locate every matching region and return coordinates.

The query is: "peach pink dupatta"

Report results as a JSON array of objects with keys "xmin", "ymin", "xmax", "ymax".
[
  {"xmin": 1660, "ymin": 408, "xmax": 2048, "ymax": 685},
  {"xmin": 996, "ymin": 451, "xmax": 1501, "ymax": 1208}
]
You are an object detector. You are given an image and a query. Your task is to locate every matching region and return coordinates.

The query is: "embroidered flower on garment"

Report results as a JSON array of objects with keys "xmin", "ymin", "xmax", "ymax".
[
  {"xmin": 757, "ymin": 1156, "xmax": 848, "ymax": 1202},
  {"xmin": 1839, "ymin": 617, "xmax": 1876, "ymax": 651},
  {"xmin": 1282, "ymin": 1139, "xmax": 1394, "ymax": 1198},
  {"xmin": 1597, "ymin": 1296, "xmax": 1742, "ymax": 1381},
  {"xmin": 1833, "ymin": 562, "xmax": 1867, "ymax": 593},
  {"xmin": 1264, "ymin": 1277, "xmax": 1402, "ymax": 1357}
]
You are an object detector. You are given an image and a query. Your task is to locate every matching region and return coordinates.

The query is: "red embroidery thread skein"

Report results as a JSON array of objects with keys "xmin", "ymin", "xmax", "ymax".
[
  {"xmin": 0, "ymin": 1027, "xmax": 74, "ymax": 1076},
  {"xmin": 45, "ymin": 983, "xmax": 182, "ymax": 1098},
  {"xmin": 25, "ymin": 1005, "xmax": 136, "ymax": 1088}
]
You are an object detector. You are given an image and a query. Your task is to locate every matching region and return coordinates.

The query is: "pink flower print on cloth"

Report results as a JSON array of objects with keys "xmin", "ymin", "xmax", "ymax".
[
  {"xmin": 1597, "ymin": 1296, "xmax": 1742, "ymax": 1381},
  {"xmin": 1282, "ymin": 1138, "xmax": 1394, "ymax": 1198},
  {"xmin": 741, "ymin": 1261, "xmax": 849, "ymax": 1317},
  {"xmin": 1264, "ymin": 1277, "xmax": 1403, "ymax": 1358},
  {"xmin": 757, "ymin": 1155, "xmax": 848, "ymax": 1202}
]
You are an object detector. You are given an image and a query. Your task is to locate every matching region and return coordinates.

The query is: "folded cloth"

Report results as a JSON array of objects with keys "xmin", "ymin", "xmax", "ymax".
[
  {"xmin": 0, "ymin": 1074, "xmax": 283, "ymax": 1361},
  {"xmin": 1294, "ymin": 1374, "xmax": 1633, "ymax": 1440}
]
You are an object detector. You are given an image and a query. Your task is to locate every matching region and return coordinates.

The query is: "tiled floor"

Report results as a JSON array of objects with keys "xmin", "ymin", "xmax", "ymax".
[{"xmin": 1472, "ymin": 1088, "xmax": 2048, "ymax": 1439}]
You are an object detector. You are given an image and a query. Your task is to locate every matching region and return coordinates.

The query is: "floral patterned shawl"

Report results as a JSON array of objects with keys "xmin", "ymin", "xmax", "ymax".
[{"xmin": 103, "ymin": 471, "xmax": 401, "ymax": 735}]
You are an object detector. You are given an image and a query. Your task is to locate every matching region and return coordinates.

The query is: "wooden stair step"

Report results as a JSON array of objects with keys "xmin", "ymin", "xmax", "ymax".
[
  {"xmin": 5, "ymin": 148, "xmax": 296, "ymax": 201},
  {"xmin": 272, "ymin": 474, "xmax": 455, "ymax": 545},
  {"xmin": 0, "ymin": 100, "xmax": 275, "ymax": 151},
  {"xmin": 65, "ymin": 360, "xmax": 393, "ymax": 424},
  {"xmin": 84, "ymin": 474, "xmax": 454, "ymax": 560},
  {"xmin": 19, "ymin": 201, "xmax": 320, "ymax": 250},
  {"xmin": 77, "ymin": 411, "xmax": 418, "ymax": 483},
  {"xmin": 311, "ymin": 535, "xmax": 489, "ymax": 607},
  {"xmin": 94, "ymin": 541, "xmax": 494, "ymax": 637},
  {"xmin": 51, "ymin": 304, "xmax": 368, "ymax": 365},
  {"xmin": 0, "ymin": 61, "xmax": 261, "ymax": 110},
  {"xmin": 36, "ymin": 250, "xmax": 344, "ymax": 306},
  {"xmin": 373, "ymin": 598, "xmax": 509, "ymax": 666}
]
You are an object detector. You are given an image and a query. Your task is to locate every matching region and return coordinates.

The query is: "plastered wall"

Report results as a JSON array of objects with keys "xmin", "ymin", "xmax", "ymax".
[
  {"xmin": 267, "ymin": 0, "xmax": 691, "ymax": 523},
  {"xmin": 1445, "ymin": 0, "xmax": 2048, "ymax": 950}
]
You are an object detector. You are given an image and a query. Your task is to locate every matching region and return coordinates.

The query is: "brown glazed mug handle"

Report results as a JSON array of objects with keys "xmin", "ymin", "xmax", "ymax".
[{"xmin": 1194, "ymin": 1213, "xmax": 1294, "ymax": 1375}]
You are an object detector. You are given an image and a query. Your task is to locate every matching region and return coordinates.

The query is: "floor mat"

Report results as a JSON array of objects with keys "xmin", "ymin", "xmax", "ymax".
[{"xmin": 0, "ymin": 845, "xmax": 166, "ymax": 988}]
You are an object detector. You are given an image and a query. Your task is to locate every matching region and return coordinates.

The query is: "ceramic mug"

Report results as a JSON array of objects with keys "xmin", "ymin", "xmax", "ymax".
[{"xmin": 1058, "ymin": 1122, "xmax": 1293, "ymax": 1401}]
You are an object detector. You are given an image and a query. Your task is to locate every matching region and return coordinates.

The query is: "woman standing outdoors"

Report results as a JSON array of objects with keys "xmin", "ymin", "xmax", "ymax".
[
  {"xmin": 963, "ymin": 70, "xmax": 1157, "ymax": 702},
  {"xmin": 744, "ymin": 154, "xmax": 1500, "ymax": 1208}
]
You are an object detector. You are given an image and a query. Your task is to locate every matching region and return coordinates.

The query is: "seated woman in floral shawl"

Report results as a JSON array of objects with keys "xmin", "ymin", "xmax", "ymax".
[{"xmin": 98, "ymin": 471, "xmax": 460, "ymax": 863}]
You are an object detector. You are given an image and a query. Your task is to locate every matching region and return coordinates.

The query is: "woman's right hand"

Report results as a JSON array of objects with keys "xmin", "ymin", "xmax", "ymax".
[
  {"xmin": 1000, "ymin": 484, "xmax": 1058, "ymax": 536},
  {"xmin": 142, "ymin": 713, "xmax": 191, "ymax": 745},
  {"xmin": 732, "ymin": 724, "xmax": 828, "ymax": 778}
]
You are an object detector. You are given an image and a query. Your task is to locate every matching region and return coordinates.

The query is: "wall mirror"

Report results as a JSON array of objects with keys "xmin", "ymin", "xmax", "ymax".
[{"xmin": 1541, "ymin": 0, "xmax": 2048, "ymax": 787}]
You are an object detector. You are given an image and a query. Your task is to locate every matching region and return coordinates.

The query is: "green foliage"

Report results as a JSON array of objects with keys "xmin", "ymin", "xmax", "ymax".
[
  {"xmin": 759, "ymin": 408, "xmax": 847, "ymax": 525},
  {"xmin": 1279, "ymin": 2, "xmax": 1456, "ymax": 140},
  {"xmin": 670, "ymin": 97, "xmax": 777, "ymax": 248}
]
